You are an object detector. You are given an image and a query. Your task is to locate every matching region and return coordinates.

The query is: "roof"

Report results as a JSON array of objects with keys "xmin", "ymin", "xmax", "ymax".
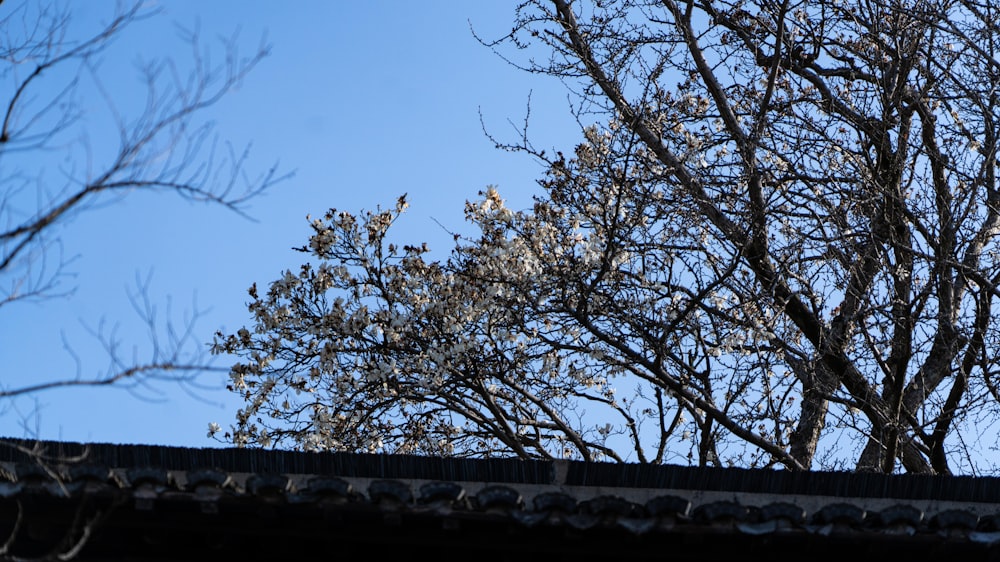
[{"xmin": 2, "ymin": 439, "xmax": 1000, "ymax": 561}]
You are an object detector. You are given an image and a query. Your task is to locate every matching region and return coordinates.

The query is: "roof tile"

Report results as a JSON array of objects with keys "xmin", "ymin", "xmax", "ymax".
[
  {"xmin": 693, "ymin": 500, "xmax": 749, "ymax": 523},
  {"xmin": 418, "ymin": 480, "xmax": 466, "ymax": 505},
  {"xmin": 368, "ymin": 479, "xmax": 413, "ymax": 505},
  {"xmin": 812, "ymin": 502, "xmax": 866, "ymax": 526},
  {"xmin": 474, "ymin": 485, "xmax": 522, "ymax": 511}
]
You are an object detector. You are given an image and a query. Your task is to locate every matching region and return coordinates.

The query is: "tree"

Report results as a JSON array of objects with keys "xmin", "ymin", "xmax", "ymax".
[
  {"xmin": 214, "ymin": 0, "xmax": 1000, "ymax": 475},
  {"xmin": 1, "ymin": 3, "xmax": 278, "ymax": 417}
]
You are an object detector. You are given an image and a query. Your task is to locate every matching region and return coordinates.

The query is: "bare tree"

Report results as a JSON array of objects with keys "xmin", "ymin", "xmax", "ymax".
[
  {"xmin": 214, "ymin": 0, "xmax": 1000, "ymax": 475},
  {"xmin": 1, "ymin": 3, "xmax": 279, "ymax": 406}
]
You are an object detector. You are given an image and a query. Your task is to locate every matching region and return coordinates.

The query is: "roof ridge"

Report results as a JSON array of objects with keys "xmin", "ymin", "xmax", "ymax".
[{"xmin": 2, "ymin": 438, "xmax": 998, "ymax": 502}]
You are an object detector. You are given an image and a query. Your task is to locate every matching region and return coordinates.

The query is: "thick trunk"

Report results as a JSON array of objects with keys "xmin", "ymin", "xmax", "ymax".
[{"xmin": 787, "ymin": 358, "xmax": 836, "ymax": 469}]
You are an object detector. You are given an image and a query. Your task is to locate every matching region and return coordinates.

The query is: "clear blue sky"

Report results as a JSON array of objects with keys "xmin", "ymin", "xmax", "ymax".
[{"xmin": 1, "ymin": 1, "xmax": 580, "ymax": 447}]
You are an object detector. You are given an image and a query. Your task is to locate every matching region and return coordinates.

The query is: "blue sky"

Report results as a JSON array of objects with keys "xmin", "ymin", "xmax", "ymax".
[{"xmin": 1, "ymin": 1, "xmax": 580, "ymax": 447}]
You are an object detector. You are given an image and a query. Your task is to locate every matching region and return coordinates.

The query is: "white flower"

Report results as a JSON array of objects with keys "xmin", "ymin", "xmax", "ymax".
[{"xmin": 207, "ymin": 422, "xmax": 222, "ymax": 438}]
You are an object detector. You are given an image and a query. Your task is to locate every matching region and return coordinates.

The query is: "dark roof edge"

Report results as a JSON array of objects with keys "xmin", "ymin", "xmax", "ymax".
[
  {"xmin": 0, "ymin": 438, "xmax": 554, "ymax": 484},
  {"xmin": 3, "ymin": 438, "xmax": 1000, "ymax": 502}
]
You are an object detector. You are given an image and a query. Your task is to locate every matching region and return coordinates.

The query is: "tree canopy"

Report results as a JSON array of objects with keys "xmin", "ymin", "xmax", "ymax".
[{"xmin": 214, "ymin": 0, "xmax": 1000, "ymax": 474}]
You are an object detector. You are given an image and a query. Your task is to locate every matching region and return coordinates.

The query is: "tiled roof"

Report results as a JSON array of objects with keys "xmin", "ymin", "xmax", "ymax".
[{"xmin": 2, "ymin": 439, "xmax": 1000, "ymax": 560}]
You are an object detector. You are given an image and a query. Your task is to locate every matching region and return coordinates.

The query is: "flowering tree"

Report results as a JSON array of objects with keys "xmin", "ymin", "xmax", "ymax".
[{"xmin": 215, "ymin": 0, "xmax": 1000, "ymax": 474}]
